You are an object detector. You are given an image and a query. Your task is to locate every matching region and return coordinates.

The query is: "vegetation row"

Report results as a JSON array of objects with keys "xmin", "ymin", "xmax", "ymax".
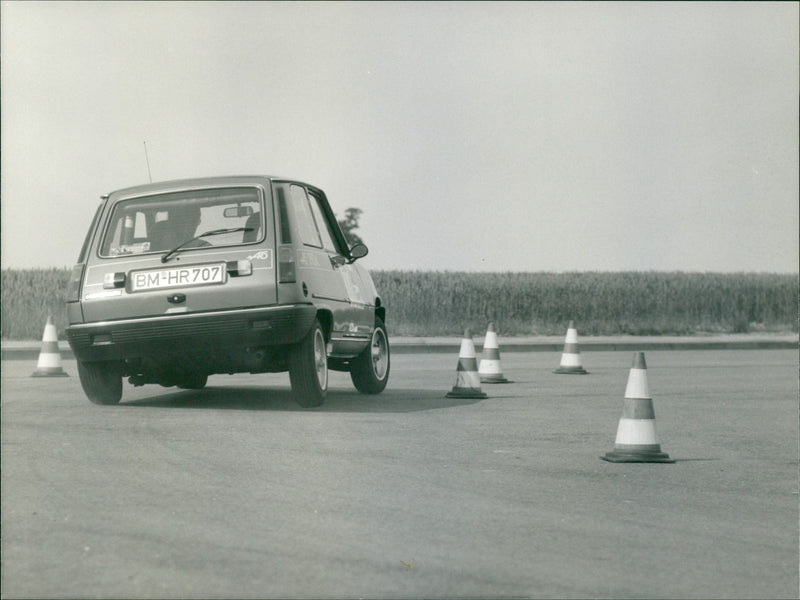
[
  {"xmin": 1, "ymin": 268, "xmax": 797, "ymax": 339},
  {"xmin": 371, "ymin": 270, "xmax": 798, "ymax": 336}
]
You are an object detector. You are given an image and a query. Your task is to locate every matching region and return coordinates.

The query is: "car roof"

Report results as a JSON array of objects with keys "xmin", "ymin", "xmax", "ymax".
[{"xmin": 104, "ymin": 175, "xmax": 319, "ymax": 200}]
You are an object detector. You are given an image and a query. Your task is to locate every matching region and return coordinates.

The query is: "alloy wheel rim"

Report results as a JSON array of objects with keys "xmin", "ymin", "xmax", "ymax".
[
  {"xmin": 314, "ymin": 329, "xmax": 328, "ymax": 390},
  {"xmin": 371, "ymin": 328, "xmax": 388, "ymax": 380}
]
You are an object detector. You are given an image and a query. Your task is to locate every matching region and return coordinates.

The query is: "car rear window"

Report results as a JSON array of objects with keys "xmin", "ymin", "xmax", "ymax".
[{"xmin": 99, "ymin": 187, "xmax": 264, "ymax": 257}]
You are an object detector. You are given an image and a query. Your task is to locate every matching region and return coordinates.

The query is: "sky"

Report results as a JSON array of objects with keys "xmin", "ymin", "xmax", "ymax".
[{"xmin": 1, "ymin": 1, "xmax": 798, "ymax": 273}]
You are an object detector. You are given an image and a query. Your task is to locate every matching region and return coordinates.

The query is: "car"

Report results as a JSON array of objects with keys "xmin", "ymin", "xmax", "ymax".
[{"xmin": 65, "ymin": 175, "xmax": 389, "ymax": 408}]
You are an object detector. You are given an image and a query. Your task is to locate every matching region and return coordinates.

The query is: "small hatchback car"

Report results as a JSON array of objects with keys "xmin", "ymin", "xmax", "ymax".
[{"xmin": 66, "ymin": 176, "xmax": 389, "ymax": 407}]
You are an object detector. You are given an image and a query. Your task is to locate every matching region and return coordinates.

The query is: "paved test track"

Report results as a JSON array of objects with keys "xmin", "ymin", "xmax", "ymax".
[{"xmin": 1, "ymin": 349, "xmax": 798, "ymax": 599}]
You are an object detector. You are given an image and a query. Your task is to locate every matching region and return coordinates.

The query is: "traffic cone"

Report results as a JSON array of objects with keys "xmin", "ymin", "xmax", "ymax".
[
  {"xmin": 31, "ymin": 316, "xmax": 69, "ymax": 377},
  {"xmin": 446, "ymin": 329, "xmax": 487, "ymax": 399},
  {"xmin": 601, "ymin": 352, "xmax": 673, "ymax": 463},
  {"xmin": 554, "ymin": 320, "xmax": 588, "ymax": 374},
  {"xmin": 479, "ymin": 323, "xmax": 511, "ymax": 383}
]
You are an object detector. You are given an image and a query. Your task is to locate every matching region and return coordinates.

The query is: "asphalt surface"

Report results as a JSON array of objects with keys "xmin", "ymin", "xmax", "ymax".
[{"xmin": 1, "ymin": 349, "xmax": 798, "ymax": 599}]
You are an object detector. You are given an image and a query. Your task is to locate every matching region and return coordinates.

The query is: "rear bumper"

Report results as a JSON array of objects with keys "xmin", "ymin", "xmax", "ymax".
[{"xmin": 66, "ymin": 304, "xmax": 317, "ymax": 362}]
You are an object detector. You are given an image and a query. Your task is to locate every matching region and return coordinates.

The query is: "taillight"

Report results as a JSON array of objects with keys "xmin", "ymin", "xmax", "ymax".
[
  {"xmin": 67, "ymin": 263, "xmax": 84, "ymax": 302},
  {"xmin": 278, "ymin": 246, "xmax": 296, "ymax": 283}
]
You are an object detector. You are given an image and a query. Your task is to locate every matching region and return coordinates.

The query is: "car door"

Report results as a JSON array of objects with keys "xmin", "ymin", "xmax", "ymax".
[
  {"xmin": 287, "ymin": 184, "xmax": 370, "ymax": 349},
  {"xmin": 307, "ymin": 188, "xmax": 373, "ymax": 332}
]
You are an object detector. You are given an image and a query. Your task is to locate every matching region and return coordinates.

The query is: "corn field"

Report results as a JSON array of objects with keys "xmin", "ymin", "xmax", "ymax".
[
  {"xmin": 1, "ymin": 268, "xmax": 797, "ymax": 339},
  {"xmin": 371, "ymin": 270, "xmax": 799, "ymax": 336},
  {"xmin": 2, "ymin": 269, "xmax": 73, "ymax": 339}
]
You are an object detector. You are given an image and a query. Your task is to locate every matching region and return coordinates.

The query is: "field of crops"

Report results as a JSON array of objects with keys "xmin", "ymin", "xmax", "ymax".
[
  {"xmin": 372, "ymin": 270, "xmax": 799, "ymax": 336},
  {"xmin": 2, "ymin": 269, "xmax": 74, "ymax": 340},
  {"xmin": 2, "ymin": 268, "xmax": 797, "ymax": 339}
]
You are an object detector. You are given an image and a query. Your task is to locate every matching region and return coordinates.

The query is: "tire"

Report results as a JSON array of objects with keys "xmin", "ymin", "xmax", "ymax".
[
  {"xmin": 350, "ymin": 316, "xmax": 390, "ymax": 394},
  {"xmin": 288, "ymin": 318, "xmax": 327, "ymax": 408},
  {"xmin": 177, "ymin": 373, "xmax": 208, "ymax": 390},
  {"xmin": 77, "ymin": 360, "xmax": 122, "ymax": 405}
]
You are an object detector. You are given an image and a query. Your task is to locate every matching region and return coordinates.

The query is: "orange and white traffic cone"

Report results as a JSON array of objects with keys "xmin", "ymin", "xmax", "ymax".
[
  {"xmin": 446, "ymin": 329, "xmax": 487, "ymax": 399},
  {"xmin": 31, "ymin": 316, "xmax": 69, "ymax": 377},
  {"xmin": 479, "ymin": 323, "xmax": 511, "ymax": 383},
  {"xmin": 601, "ymin": 352, "xmax": 673, "ymax": 463},
  {"xmin": 554, "ymin": 320, "xmax": 588, "ymax": 374}
]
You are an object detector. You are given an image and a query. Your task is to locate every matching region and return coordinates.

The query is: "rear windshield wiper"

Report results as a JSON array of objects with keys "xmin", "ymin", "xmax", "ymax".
[{"xmin": 161, "ymin": 227, "xmax": 253, "ymax": 263}]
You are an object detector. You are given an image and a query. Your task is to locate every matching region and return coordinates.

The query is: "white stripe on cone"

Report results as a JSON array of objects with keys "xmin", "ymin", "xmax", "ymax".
[
  {"xmin": 614, "ymin": 418, "xmax": 660, "ymax": 446},
  {"xmin": 458, "ymin": 336, "xmax": 477, "ymax": 359},
  {"xmin": 558, "ymin": 352, "xmax": 582, "ymax": 368},
  {"xmin": 479, "ymin": 359, "xmax": 502, "ymax": 376},
  {"xmin": 42, "ymin": 320, "xmax": 59, "ymax": 343},
  {"xmin": 624, "ymin": 368, "xmax": 650, "ymax": 399},
  {"xmin": 36, "ymin": 352, "xmax": 63, "ymax": 369}
]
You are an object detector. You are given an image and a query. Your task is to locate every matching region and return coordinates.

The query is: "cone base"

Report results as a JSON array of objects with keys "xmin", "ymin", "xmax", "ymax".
[
  {"xmin": 601, "ymin": 450, "xmax": 674, "ymax": 463},
  {"xmin": 446, "ymin": 388, "xmax": 488, "ymax": 399},
  {"xmin": 31, "ymin": 370, "xmax": 69, "ymax": 377},
  {"xmin": 554, "ymin": 367, "xmax": 588, "ymax": 374},
  {"xmin": 480, "ymin": 376, "xmax": 512, "ymax": 384}
]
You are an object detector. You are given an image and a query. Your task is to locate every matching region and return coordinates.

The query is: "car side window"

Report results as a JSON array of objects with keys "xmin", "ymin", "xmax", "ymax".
[
  {"xmin": 79, "ymin": 203, "xmax": 103, "ymax": 262},
  {"xmin": 289, "ymin": 185, "xmax": 322, "ymax": 248},
  {"xmin": 308, "ymin": 193, "xmax": 340, "ymax": 254}
]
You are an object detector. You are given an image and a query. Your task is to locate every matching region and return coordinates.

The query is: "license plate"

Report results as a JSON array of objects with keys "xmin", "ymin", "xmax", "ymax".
[{"xmin": 130, "ymin": 263, "xmax": 226, "ymax": 292}]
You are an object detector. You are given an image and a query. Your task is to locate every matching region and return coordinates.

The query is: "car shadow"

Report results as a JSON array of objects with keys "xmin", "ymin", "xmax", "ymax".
[{"xmin": 123, "ymin": 385, "xmax": 487, "ymax": 413}]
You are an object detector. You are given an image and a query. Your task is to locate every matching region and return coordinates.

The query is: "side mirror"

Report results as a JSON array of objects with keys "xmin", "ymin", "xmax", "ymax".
[{"xmin": 347, "ymin": 243, "xmax": 368, "ymax": 263}]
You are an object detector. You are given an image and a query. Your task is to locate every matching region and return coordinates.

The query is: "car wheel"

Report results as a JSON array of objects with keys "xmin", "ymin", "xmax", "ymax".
[
  {"xmin": 289, "ymin": 318, "xmax": 327, "ymax": 408},
  {"xmin": 350, "ymin": 316, "xmax": 390, "ymax": 394},
  {"xmin": 177, "ymin": 373, "xmax": 208, "ymax": 390},
  {"xmin": 77, "ymin": 360, "xmax": 122, "ymax": 405}
]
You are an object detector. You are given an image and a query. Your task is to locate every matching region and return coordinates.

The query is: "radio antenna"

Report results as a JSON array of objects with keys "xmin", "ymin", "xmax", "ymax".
[{"xmin": 143, "ymin": 140, "xmax": 153, "ymax": 182}]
